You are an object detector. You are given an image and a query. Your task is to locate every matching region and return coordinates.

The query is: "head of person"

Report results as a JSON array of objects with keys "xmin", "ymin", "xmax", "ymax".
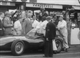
[
  {"xmin": 18, "ymin": 13, "xmax": 24, "ymax": 22},
  {"xmin": 46, "ymin": 16, "xmax": 53, "ymax": 22},
  {"xmin": 43, "ymin": 11, "xmax": 49, "ymax": 17},
  {"xmin": 50, "ymin": 13, "xmax": 56, "ymax": 19},
  {"xmin": 0, "ymin": 12, "xmax": 4, "ymax": 18},
  {"xmin": 33, "ymin": 15, "xmax": 36, "ymax": 20},
  {"xmin": 58, "ymin": 15, "xmax": 63, "ymax": 21},
  {"xmin": 5, "ymin": 11, "xmax": 11, "ymax": 17},
  {"xmin": 21, "ymin": 11, "xmax": 26, "ymax": 19},
  {"xmin": 40, "ymin": 8, "xmax": 45, "ymax": 13},
  {"xmin": 26, "ymin": 10, "xmax": 33, "ymax": 18},
  {"xmin": 62, "ymin": 11, "xmax": 66, "ymax": 15}
]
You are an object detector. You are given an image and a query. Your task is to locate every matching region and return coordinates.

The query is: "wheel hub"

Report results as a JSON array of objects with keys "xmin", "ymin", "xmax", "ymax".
[{"xmin": 15, "ymin": 42, "xmax": 24, "ymax": 54}]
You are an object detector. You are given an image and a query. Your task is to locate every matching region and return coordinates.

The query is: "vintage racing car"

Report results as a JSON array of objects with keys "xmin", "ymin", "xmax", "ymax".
[{"xmin": 0, "ymin": 30, "xmax": 63, "ymax": 56}]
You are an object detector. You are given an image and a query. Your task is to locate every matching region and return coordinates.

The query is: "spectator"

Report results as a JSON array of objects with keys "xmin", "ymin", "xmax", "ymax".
[
  {"xmin": 57, "ymin": 15, "xmax": 69, "ymax": 52},
  {"xmin": 3, "ymin": 12, "xmax": 13, "ymax": 35},
  {"xmin": 42, "ymin": 11, "xmax": 49, "ymax": 21},
  {"xmin": 0, "ymin": 12, "xmax": 4, "ymax": 36},
  {"xmin": 12, "ymin": 13, "xmax": 23, "ymax": 35},
  {"xmin": 23, "ymin": 10, "xmax": 33, "ymax": 35},
  {"xmin": 36, "ymin": 17, "xmax": 48, "ymax": 35},
  {"xmin": 32, "ymin": 15, "xmax": 40, "ymax": 28}
]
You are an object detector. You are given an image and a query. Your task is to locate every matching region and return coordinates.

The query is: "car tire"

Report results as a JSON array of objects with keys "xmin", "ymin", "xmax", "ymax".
[
  {"xmin": 53, "ymin": 38, "xmax": 63, "ymax": 53},
  {"xmin": 11, "ymin": 40, "xmax": 25, "ymax": 56}
]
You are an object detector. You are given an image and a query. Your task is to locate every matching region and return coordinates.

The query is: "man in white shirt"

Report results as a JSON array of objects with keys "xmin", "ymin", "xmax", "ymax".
[
  {"xmin": 57, "ymin": 15, "xmax": 69, "ymax": 51},
  {"xmin": 27, "ymin": 17, "xmax": 48, "ymax": 38},
  {"xmin": 12, "ymin": 13, "xmax": 24, "ymax": 35},
  {"xmin": 36, "ymin": 19, "xmax": 48, "ymax": 35},
  {"xmin": 32, "ymin": 15, "xmax": 40, "ymax": 28},
  {"xmin": 13, "ymin": 19, "xmax": 22, "ymax": 35}
]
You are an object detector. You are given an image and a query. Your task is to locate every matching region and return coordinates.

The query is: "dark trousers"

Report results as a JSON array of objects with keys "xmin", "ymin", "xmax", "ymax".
[
  {"xmin": 44, "ymin": 39, "xmax": 53, "ymax": 57},
  {"xmin": 0, "ymin": 30, "xmax": 4, "ymax": 36},
  {"xmin": 78, "ymin": 21, "xmax": 80, "ymax": 29}
]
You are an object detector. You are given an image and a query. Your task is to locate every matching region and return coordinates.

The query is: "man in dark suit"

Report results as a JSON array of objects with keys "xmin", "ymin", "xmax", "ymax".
[{"xmin": 44, "ymin": 16, "xmax": 56, "ymax": 57}]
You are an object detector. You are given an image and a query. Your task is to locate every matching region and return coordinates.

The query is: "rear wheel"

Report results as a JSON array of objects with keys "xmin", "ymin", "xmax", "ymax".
[
  {"xmin": 11, "ymin": 40, "xmax": 25, "ymax": 56},
  {"xmin": 53, "ymin": 39, "xmax": 63, "ymax": 53}
]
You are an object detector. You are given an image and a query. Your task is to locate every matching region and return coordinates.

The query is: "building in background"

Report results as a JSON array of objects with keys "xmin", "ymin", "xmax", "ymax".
[{"xmin": 0, "ymin": 0, "xmax": 80, "ymax": 12}]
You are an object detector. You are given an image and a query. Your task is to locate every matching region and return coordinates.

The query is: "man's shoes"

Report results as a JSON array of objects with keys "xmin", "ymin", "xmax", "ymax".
[
  {"xmin": 65, "ymin": 48, "xmax": 68, "ymax": 52},
  {"xmin": 64, "ymin": 48, "xmax": 68, "ymax": 52}
]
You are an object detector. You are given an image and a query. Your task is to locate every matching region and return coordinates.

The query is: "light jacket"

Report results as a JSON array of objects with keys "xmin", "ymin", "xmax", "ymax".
[{"xmin": 57, "ymin": 20, "xmax": 67, "ymax": 37}]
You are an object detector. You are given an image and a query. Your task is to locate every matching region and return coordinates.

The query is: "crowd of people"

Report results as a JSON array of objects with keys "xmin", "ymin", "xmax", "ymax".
[
  {"xmin": 0, "ymin": 9, "xmax": 69, "ymax": 57},
  {"xmin": 0, "ymin": 10, "xmax": 58, "ymax": 36}
]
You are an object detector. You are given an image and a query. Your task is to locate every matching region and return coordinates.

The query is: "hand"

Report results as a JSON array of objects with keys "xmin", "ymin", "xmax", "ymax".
[
  {"xmin": 56, "ymin": 27, "xmax": 60, "ymax": 30},
  {"xmin": 46, "ymin": 38, "xmax": 48, "ymax": 41}
]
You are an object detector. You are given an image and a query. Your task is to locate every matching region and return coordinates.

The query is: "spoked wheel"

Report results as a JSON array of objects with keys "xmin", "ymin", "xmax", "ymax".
[
  {"xmin": 53, "ymin": 39, "xmax": 63, "ymax": 53},
  {"xmin": 11, "ymin": 40, "xmax": 25, "ymax": 56}
]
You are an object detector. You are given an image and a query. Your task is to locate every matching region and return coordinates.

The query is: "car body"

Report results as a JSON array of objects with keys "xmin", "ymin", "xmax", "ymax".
[
  {"xmin": 0, "ymin": 33, "xmax": 63, "ymax": 56},
  {"xmin": 0, "ymin": 36, "xmax": 44, "ymax": 50}
]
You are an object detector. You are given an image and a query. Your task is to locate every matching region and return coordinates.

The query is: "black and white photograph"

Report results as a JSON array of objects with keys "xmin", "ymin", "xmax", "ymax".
[{"xmin": 0, "ymin": 0, "xmax": 80, "ymax": 58}]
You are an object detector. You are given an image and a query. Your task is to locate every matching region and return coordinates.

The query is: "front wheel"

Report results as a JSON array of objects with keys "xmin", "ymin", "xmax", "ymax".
[
  {"xmin": 11, "ymin": 40, "xmax": 25, "ymax": 56},
  {"xmin": 53, "ymin": 38, "xmax": 63, "ymax": 53}
]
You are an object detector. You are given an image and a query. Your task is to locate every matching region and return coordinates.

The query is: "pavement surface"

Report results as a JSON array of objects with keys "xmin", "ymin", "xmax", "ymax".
[{"xmin": 0, "ymin": 45, "xmax": 80, "ymax": 58}]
